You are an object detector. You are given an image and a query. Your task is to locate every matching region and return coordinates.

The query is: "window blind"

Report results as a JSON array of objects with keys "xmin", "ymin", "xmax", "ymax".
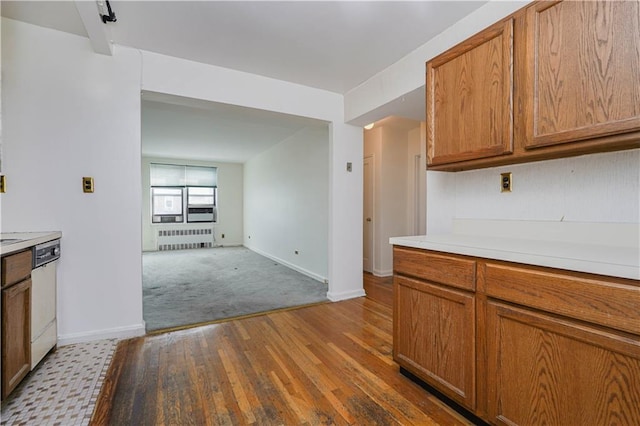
[
  {"xmin": 150, "ymin": 163, "xmax": 217, "ymax": 187},
  {"xmin": 186, "ymin": 165, "xmax": 217, "ymax": 187}
]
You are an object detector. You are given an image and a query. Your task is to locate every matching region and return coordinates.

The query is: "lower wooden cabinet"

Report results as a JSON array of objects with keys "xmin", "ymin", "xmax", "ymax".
[
  {"xmin": 486, "ymin": 301, "xmax": 640, "ymax": 425},
  {"xmin": 1, "ymin": 277, "xmax": 32, "ymax": 400},
  {"xmin": 394, "ymin": 275, "xmax": 476, "ymax": 409},
  {"xmin": 1, "ymin": 249, "xmax": 33, "ymax": 401},
  {"xmin": 393, "ymin": 246, "xmax": 640, "ymax": 425}
]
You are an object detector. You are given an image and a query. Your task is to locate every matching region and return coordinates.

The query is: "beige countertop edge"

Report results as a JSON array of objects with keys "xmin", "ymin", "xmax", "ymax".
[
  {"xmin": 390, "ymin": 235, "xmax": 640, "ymax": 281},
  {"xmin": 0, "ymin": 231, "xmax": 62, "ymax": 256}
]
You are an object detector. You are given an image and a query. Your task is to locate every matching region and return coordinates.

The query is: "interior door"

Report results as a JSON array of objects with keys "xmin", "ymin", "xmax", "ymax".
[{"xmin": 363, "ymin": 156, "xmax": 373, "ymax": 272}]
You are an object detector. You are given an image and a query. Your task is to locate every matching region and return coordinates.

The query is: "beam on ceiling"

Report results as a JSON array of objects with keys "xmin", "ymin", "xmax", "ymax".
[{"xmin": 75, "ymin": 1, "xmax": 113, "ymax": 55}]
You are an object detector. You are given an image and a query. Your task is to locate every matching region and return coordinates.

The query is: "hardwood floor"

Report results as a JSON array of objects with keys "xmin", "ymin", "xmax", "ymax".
[{"xmin": 91, "ymin": 274, "xmax": 471, "ymax": 425}]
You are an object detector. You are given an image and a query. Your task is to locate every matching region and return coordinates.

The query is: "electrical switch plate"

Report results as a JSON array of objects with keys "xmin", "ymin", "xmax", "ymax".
[
  {"xmin": 346, "ymin": 162, "xmax": 352, "ymax": 172},
  {"xmin": 500, "ymin": 172, "xmax": 512, "ymax": 192},
  {"xmin": 83, "ymin": 177, "xmax": 94, "ymax": 193},
  {"xmin": 0, "ymin": 175, "xmax": 5, "ymax": 193}
]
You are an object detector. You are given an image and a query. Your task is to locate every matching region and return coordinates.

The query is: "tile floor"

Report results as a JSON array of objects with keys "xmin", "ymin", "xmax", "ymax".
[{"xmin": 1, "ymin": 339, "xmax": 118, "ymax": 426}]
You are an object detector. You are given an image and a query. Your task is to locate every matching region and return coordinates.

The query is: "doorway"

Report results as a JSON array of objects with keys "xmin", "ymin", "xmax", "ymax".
[{"xmin": 140, "ymin": 94, "xmax": 331, "ymax": 332}]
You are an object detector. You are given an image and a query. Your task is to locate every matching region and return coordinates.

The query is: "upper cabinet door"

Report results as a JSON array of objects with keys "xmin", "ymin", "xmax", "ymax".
[
  {"xmin": 427, "ymin": 19, "xmax": 514, "ymax": 166},
  {"xmin": 522, "ymin": 1, "xmax": 640, "ymax": 149}
]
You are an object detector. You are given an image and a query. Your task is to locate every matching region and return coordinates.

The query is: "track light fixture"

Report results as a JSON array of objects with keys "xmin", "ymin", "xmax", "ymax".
[{"xmin": 98, "ymin": 0, "xmax": 117, "ymax": 24}]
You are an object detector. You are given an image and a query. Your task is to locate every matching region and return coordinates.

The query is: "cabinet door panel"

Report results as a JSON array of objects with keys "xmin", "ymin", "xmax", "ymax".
[
  {"xmin": 394, "ymin": 276, "xmax": 476, "ymax": 409},
  {"xmin": 525, "ymin": 0, "xmax": 640, "ymax": 148},
  {"xmin": 486, "ymin": 301, "xmax": 640, "ymax": 426},
  {"xmin": 427, "ymin": 18, "xmax": 514, "ymax": 166},
  {"xmin": 2, "ymin": 278, "xmax": 32, "ymax": 399}
]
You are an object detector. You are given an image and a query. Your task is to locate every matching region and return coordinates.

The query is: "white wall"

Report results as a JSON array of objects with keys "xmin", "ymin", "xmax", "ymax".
[
  {"xmin": 244, "ymin": 126, "xmax": 329, "ymax": 281},
  {"xmin": 427, "ymin": 149, "xmax": 640, "ymax": 234},
  {"xmin": 406, "ymin": 125, "xmax": 426, "ymax": 235},
  {"xmin": 1, "ymin": 17, "xmax": 364, "ymax": 345},
  {"xmin": 326, "ymin": 121, "xmax": 365, "ymax": 300},
  {"xmin": 380, "ymin": 127, "xmax": 410, "ymax": 275},
  {"xmin": 141, "ymin": 157, "xmax": 244, "ymax": 251},
  {"xmin": 1, "ymin": 18, "xmax": 144, "ymax": 343}
]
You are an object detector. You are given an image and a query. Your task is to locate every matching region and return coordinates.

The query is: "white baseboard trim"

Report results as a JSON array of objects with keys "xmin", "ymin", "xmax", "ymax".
[
  {"xmin": 247, "ymin": 246, "xmax": 327, "ymax": 283},
  {"xmin": 372, "ymin": 269, "xmax": 393, "ymax": 277},
  {"xmin": 57, "ymin": 322, "xmax": 146, "ymax": 346},
  {"xmin": 327, "ymin": 289, "xmax": 366, "ymax": 302}
]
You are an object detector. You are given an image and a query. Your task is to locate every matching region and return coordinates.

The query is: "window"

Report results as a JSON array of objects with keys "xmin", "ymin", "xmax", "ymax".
[
  {"xmin": 150, "ymin": 163, "xmax": 218, "ymax": 224},
  {"xmin": 188, "ymin": 187, "xmax": 216, "ymax": 206},
  {"xmin": 152, "ymin": 188, "xmax": 184, "ymax": 223}
]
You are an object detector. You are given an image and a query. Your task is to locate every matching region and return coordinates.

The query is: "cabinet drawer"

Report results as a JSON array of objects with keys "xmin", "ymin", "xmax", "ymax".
[
  {"xmin": 2, "ymin": 250, "xmax": 32, "ymax": 288},
  {"xmin": 484, "ymin": 262, "xmax": 640, "ymax": 335},
  {"xmin": 393, "ymin": 247, "xmax": 476, "ymax": 290}
]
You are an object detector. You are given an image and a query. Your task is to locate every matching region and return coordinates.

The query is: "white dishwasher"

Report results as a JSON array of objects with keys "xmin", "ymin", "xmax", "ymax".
[{"xmin": 31, "ymin": 239, "xmax": 60, "ymax": 369}]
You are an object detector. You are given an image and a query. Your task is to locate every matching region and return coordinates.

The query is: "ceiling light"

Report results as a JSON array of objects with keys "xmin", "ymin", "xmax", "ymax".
[{"xmin": 364, "ymin": 123, "xmax": 374, "ymax": 130}]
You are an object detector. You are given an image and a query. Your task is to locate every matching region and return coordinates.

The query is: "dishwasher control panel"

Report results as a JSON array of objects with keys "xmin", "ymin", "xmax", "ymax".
[{"xmin": 33, "ymin": 239, "xmax": 61, "ymax": 268}]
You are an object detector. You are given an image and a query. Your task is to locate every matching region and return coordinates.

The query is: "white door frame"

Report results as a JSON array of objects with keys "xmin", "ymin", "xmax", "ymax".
[{"xmin": 363, "ymin": 155, "xmax": 375, "ymax": 273}]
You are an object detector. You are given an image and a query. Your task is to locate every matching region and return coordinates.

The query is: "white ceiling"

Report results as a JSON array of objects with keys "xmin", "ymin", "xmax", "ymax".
[
  {"xmin": 2, "ymin": 1, "xmax": 487, "ymax": 162},
  {"xmin": 141, "ymin": 92, "xmax": 329, "ymax": 163},
  {"xmin": 2, "ymin": 1, "xmax": 488, "ymax": 94}
]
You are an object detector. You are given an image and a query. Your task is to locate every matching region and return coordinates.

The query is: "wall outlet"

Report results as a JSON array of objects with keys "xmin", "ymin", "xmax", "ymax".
[
  {"xmin": 83, "ymin": 176, "xmax": 94, "ymax": 193},
  {"xmin": 500, "ymin": 172, "xmax": 512, "ymax": 192}
]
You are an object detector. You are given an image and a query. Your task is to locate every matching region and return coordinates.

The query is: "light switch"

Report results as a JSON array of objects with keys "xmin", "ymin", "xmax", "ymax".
[
  {"xmin": 346, "ymin": 162, "xmax": 352, "ymax": 172},
  {"xmin": 83, "ymin": 177, "xmax": 94, "ymax": 193}
]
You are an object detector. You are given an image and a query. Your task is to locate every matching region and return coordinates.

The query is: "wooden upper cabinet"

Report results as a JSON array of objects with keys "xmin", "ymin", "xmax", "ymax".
[
  {"xmin": 427, "ymin": 0, "xmax": 640, "ymax": 171},
  {"xmin": 521, "ymin": 1, "xmax": 640, "ymax": 149},
  {"xmin": 426, "ymin": 18, "xmax": 514, "ymax": 166}
]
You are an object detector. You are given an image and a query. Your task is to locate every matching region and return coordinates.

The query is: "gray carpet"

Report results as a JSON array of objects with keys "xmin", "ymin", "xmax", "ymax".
[{"xmin": 142, "ymin": 247, "xmax": 328, "ymax": 331}]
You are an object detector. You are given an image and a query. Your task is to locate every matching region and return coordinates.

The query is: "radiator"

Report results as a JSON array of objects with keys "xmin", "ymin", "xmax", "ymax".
[{"xmin": 157, "ymin": 228, "xmax": 213, "ymax": 251}]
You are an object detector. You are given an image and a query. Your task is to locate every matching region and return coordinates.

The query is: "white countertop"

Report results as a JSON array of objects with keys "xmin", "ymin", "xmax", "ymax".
[
  {"xmin": 0, "ymin": 231, "xmax": 62, "ymax": 256},
  {"xmin": 390, "ymin": 233, "xmax": 640, "ymax": 280}
]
